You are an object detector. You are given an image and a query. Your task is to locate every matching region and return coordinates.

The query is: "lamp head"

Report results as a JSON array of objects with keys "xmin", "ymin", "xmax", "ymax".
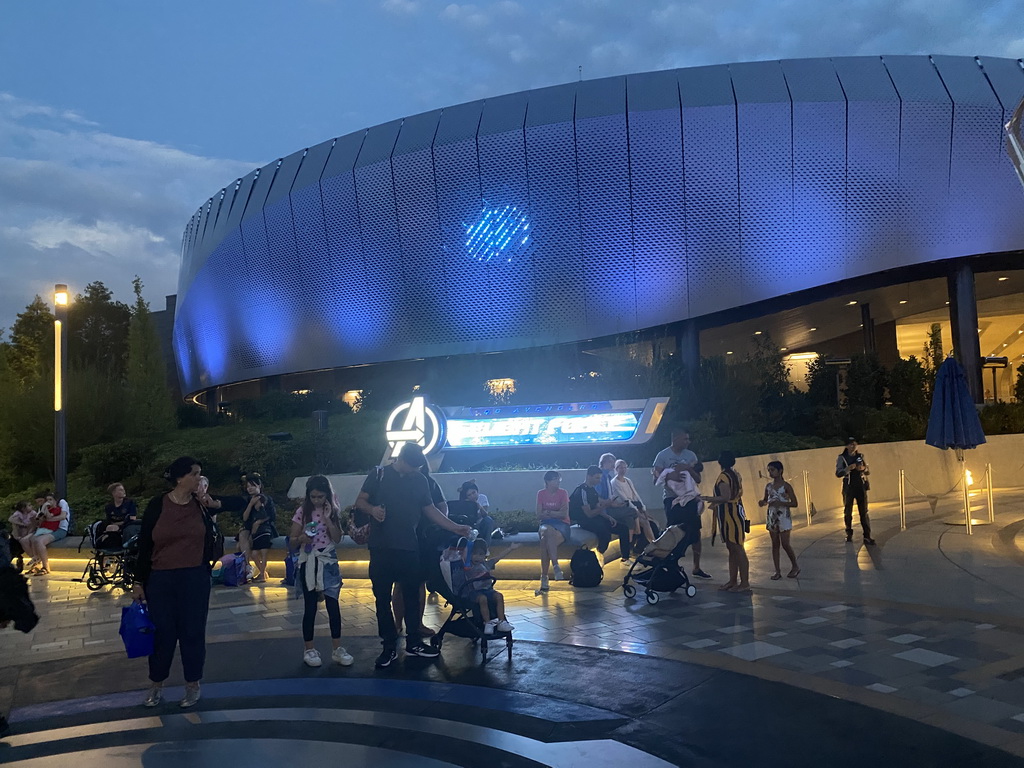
[{"xmin": 54, "ymin": 284, "xmax": 68, "ymax": 306}]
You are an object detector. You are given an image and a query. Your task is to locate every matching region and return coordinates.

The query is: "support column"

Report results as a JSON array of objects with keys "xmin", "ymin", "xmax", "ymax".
[
  {"xmin": 947, "ymin": 260, "xmax": 983, "ymax": 404},
  {"xmin": 204, "ymin": 386, "xmax": 220, "ymax": 415},
  {"xmin": 677, "ymin": 320, "xmax": 700, "ymax": 389},
  {"xmin": 860, "ymin": 303, "xmax": 876, "ymax": 354}
]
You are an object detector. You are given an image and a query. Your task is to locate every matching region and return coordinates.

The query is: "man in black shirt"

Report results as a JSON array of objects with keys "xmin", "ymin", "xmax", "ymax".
[
  {"xmin": 356, "ymin": 443, "xmax": 471, "ymax": 668},
  {"xmin": 569, "ymin": 466, "xmax": 617, "ymax": 553},
  {"xmin": 836, "ymin": 437, "xmax": 875, "ymax": 545}
]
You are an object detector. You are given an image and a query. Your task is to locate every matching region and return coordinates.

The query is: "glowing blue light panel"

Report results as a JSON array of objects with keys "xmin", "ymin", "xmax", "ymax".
[
  {"xmin": 464, "ymin": 204, "xmax": 530, "ymax": 262},
  {"xmin": 446, "ymin": 411, "xmax": 641, "ymax": 447}
]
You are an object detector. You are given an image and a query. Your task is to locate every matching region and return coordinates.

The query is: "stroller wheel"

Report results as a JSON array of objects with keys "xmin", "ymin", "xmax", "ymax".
[
  {"xmin": 623, "ymin": 584, "xmax": 636, "ymax": 599},
  {"xmin": 686, "ymin": 584, "xmax": 697, "ymax": 598},
  {"xmin": 645, "ymin": 591, "xmax": 660, "ymax": 605},
  {"xmin": 481, "ymin": 640, "xmax": 488, "ymax": 660}
]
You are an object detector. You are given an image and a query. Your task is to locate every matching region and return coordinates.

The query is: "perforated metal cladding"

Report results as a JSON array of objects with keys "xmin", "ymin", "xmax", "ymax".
[
  {"xmin": 682, "ymin": 104, "xmax": 741, "ymax": 318},
  {"xmin": 172, "ymin": 57, "xmax": 1024, "ymax": 396},
  {"xmin": 790, "ymin": 100, "xmax": 846, "ymax": 287},
  {"xmin": 524, "ymin": 118, "xmax": 584, "ymax": 338},
  {"xmin": 628, "ymin": 107, "xmax": 686, "ymax": 327},
  {"xmin": 576, "ymin": 111, "xmax": 636, "ymax": 336}
]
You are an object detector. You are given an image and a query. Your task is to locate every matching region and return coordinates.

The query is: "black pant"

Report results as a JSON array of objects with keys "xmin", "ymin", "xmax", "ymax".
[
  {"xmin": 369, "ymin": 547, "xmax": 421, "ymax": 650},
  {"xmin": 300, "ymin": 563, "xmax": 340, "ymax": 642},
  {"xmin": 844, "ymin": 487, "xmax": 872, "ymax": 538},
  {"xmin": 146, "ymin": 566, "xmax": 211, "ymax": 683},
  {"xmin": 576, "ymin": 515, "xmax": 613, "ymax": 554}
]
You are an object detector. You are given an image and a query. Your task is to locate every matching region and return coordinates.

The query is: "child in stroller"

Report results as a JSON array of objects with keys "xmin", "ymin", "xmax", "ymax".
[
  {"xmin": 75, "ymin": 518, "xmax": 141, "ymax": 591},
  {"xmin": 429, "ymin": 538, "xmax": 516, "ymax": 661},
  {"xmin": 621, "ymin": 524, "xmax": 698, "ymax": 605}
]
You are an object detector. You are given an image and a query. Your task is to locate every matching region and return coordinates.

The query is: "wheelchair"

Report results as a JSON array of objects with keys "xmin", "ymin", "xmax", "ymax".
[{"xmin": 74, "ymin": 520, "xmax": 140, "ymax": 592}]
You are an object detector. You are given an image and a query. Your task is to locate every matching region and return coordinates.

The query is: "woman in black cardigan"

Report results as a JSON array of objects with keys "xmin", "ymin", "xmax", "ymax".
[{"xmin": 132, "ymin": 456, "xmax": 219, "ymax": 709}]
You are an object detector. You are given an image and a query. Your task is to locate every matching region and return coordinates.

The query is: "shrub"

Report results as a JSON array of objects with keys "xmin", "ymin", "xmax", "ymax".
[{"xmin": 77, "ymin": 439, "xmax": 156, "ymax": 486}]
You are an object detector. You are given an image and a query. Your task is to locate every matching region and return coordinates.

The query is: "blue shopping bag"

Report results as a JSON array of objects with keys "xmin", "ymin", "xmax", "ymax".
[{"xmin": 119, "ymin": 600, "xmax": 155, "ymax": 658}]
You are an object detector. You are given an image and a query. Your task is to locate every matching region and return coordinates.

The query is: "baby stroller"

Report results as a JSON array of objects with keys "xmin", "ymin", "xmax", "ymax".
[
  {"xmin": 622, "ymin": 525, "xmax": 697, "ymax": 605},
  {"xmin": 428, "ymin": 539, "xmax": 514, "ymax": 662},
  {"xmin": 74, "ymin": 520, "xmax": 140, "ymax": 592}
]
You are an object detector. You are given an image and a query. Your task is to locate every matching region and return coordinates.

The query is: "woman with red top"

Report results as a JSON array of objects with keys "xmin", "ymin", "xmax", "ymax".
[
  {"xmin": 20, "ymin": 492, "xmax": 69, "ymax": 575},
  {"xmin": 535, "ymin": 470, "xmax": 571, "ymax": 591},
  {"xmin": 132, "ymin": 456, "xmax": 219, "ymax": 709}
]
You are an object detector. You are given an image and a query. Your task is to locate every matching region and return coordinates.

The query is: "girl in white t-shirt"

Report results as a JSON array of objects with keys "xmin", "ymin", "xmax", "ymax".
[{"xmin": 610, "ymin": 460, "xmax": 657, "ymax": 556}]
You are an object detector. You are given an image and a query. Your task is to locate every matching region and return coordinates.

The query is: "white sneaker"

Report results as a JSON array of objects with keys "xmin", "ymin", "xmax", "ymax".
[
  {"xmin": 496, "ymin": 619, "xmax": 514, "ymax": 632},
  {"xmin": 303, "ymin": 649, "xmax": 322, "ymax": 667},
  {"xmin": 539, "ymin": 575, "xmax": 550, "ymax": 591},
  {"xmin": 484, "ymin": 619, "xmax": 498, "ymax": 635},
  {"xmin": 552, "ymin": 564, "xmax": 564, "ymax": 581},
  {"xmin": 331, "ymin": 647, "xmax": 354, "ymax": 666}
]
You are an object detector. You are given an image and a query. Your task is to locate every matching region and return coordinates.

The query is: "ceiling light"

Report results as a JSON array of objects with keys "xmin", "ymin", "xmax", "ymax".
[
  {"xmin": 998, "ymin": 276, "xmax": 1009, "ymax": 281},
  {"xmin": 726, "ymin": 351, "xmax": 734, "ymax": 355},
  {"xmin": 899, "ymin": 300, "xmax": 907, "ymax": 305},
  {"xmin": 754, "ymin": 331, "xmax": 762, "ymax": 335},
  {"xmin": 846, "ymin": 301, "xmax": 857, "ymax": 306},
  {"xmin": 809, "ymin": 327, "xmax": 817, "ymax": 332},
  {"xmin": 945, "ymin": 301, "xmax": 950, "ymax": 305},
  {"xmin": 780, "ymin": 347, "xmax": 788, "ymax": 351}
]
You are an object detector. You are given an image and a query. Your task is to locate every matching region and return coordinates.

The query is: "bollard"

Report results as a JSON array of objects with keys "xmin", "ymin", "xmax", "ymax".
[
  {"xmin": 802, "ymin": 470, "xmax": 812, "ymax": 526},
  {"xmin": 986, "ymin": 463, "xmax": 995, "ymax": 524},
  {"xmin": 898, "ymin": 469, "xmax": 906, "ymax": 531}
]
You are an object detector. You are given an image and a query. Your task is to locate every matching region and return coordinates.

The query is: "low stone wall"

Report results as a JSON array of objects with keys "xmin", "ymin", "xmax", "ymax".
[{"xmin": 290, "ymin": 433, "xmax": 1024, "ymax": 526}]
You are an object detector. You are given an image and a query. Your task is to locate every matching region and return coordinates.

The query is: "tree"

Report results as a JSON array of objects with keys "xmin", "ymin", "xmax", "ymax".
[
  {"xmin": 67, "ymin": 282, "xmax": 131, "ymax": 380},
  {"xmin": 845, "ymin": 352, "xmax": 886, "ymax": 409},
  {"xmin": 922, "ymin": 323, "xmax": 944, "ymax": 391},
  {"xmin": 805, "ymin": 354, "xmax": 838, "ymax": 407},
  {"xmin": 1015, "ymin": 362, "xmax": 1024, "ymax": 403},
  {"xmin": 126, "ymin": 278, "xmax": 175, "ymax": 435},
  {"xmin": 7, "ymin": 296, "xmax": 53, "ymax": 387},
  {"xmin": 888, "ymin": 356, "xmax": 929, "ymax": 417}
]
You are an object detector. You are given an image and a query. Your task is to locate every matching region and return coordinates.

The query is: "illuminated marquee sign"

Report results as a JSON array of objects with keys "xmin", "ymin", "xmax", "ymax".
[{"xmin": 385, "ymin": 396, "xmax": 668, "ymax": 455}]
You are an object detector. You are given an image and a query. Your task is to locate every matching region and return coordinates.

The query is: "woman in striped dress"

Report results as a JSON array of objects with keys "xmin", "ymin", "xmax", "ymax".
[{"xmin": 702, "ymin": 451, "xmax": 750, "ymax": 593}]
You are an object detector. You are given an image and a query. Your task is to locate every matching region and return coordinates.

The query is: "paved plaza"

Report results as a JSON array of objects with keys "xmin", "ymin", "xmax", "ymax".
[{"xmin": 4, "ymin": 488, "xmax": 1024, "ymax": 766}]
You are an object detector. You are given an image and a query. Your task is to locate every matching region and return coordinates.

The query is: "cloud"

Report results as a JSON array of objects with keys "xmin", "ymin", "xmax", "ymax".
[{"xmin": 0, "ymin": 93, "xmax": 253, "ymax": 332}]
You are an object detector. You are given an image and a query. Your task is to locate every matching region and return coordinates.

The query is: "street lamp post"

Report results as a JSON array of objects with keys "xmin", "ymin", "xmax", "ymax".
[{"xmin": 54, "ymin": 284, "xmax": 68, "ymax": 501}]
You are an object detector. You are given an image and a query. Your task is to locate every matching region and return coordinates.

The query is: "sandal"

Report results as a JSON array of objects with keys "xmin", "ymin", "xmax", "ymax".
[
  {"xmin": 36, "ymin": 568, "xmax": 50, "ymax": 575},
  {"xmin": 718, "ymin": 582, "xmax": 737, "ymax": 591},
  {"xmin": 770, "ymin": 573, "xmax": 782, "ymax": 581},
  {"xmin": 787, "ymin": 568, "xmax": 801, "ymax": 579}
]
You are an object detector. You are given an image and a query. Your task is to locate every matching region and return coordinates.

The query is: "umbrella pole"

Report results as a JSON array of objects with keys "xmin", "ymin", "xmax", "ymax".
[{"xmin": 962, "ymin": 458, "xmax": 972, "ymax": 535}]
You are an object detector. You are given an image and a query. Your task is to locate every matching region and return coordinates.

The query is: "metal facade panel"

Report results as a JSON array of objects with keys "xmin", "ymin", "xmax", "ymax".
[
  {"xmin": 477, "ymin": 96, "xmax": 534, "ymax": 340},
  {"xmin": 627, "ymin": 74, "xmax": 686, "ymax": 327},
  {"xmin": 265, "ymin": 150, "xmax": 304, "ymax": 208},
  {"xmin": 627, "ymin": 69, "xmax": 680, "ymax": 112},
  {"xmin": 320, "ymin": 132, "xmax": 380, "ymax": 357},
  {"xmin": 435, "ymin": 100, "xmax": 483, "ymax": 145},
  {"xmin": 241, "ymin": 163, "xmax": 279, "ymax": 226},
  {"xmin": 733, "ymin": 61, "xmax": 794, "ymax": 300},
  {"xmin": 781, "ymin": 58, "xmax": 845, "ymax": 102},
  {"xmin": 678, "ymin": 64, "xmax": 733, "ymax": 106},
  {"xmin": 933, "ymin": 56, "xmax": 1008, "ymax": 254},
  {"xmin": 392, "ymin": 111, "xmax": 447, "ymax": 344},
  {"xmin": 977, "ymin": 57, "xmax": 1024, "ymax": 251},
  {"xmin": 681, "ymin": 101, "xmax": 741, "ymax": 317},
  {"xmin": 884, "ymin": 56, "xmax": 954, "ymax": 261},
  {"xmin": 354, "ymin": 122, "xmax": 405, "ymax": 349},
  {"xmin": 292, "ymin": 139, "xmax": 334, "ymax": 191},
  {"xmin": 223, "ymin": 170, "xmax": 258, "ymax": 233},
  {"xmin": 394, "ymin": 110, "xmax": 442, "ymax": 155},
  {"xmin": 524, "ymin": 105, "xmax": 583, "ymax": 339},
  {"xmin": 480, "ymin": 91, "xmax": 528, "ymax": 135},
  {"xmin": 576, "ymin": 76, "xmax": 636, "ymax": 336},
  {"xmin": 524, "ymin": 83, "xmax": 575, "ymax": 126},
  {"xmin": 833, "ymin": 57, "xmax": 901, "ymax": 274}
]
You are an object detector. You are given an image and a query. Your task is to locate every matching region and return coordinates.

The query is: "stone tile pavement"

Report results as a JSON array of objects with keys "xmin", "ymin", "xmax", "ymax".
[{"xmin": 6, "ymin": 486, "xmax": 1024, "ymax": 759}]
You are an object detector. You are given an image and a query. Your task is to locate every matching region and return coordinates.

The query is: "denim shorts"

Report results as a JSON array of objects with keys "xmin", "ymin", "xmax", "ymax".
[{"xmin": 35, "ymin": 528, "xmax": 67, "ymax": 542}]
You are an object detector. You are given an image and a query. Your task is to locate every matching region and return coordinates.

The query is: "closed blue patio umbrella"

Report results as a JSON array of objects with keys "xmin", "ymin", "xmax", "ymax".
[{"xmin": 925, "ymin": 356, "xmax": 987, "ymax": 533}]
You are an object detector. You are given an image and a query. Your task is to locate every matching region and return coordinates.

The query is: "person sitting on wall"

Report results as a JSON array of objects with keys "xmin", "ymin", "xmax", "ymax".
[{"xmin": 569, "ymin": 466, "xmax": 617, "ymax": 554}]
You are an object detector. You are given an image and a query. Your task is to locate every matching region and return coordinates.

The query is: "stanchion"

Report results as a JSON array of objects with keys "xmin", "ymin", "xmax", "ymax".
[
  {"xmin": 962, "ymin": 461, "xmax": 972, "ymax": 535},
  {"xmin": 986, "ymin": 463, "xmax": 994, "ymax": 524},
  {"xmin": 802, "ymin": 470, "xmax": 812, "ymax": 526},
  {"xmin": 898, "ymin": 469, "xmax": 906, "ymax": 530}
]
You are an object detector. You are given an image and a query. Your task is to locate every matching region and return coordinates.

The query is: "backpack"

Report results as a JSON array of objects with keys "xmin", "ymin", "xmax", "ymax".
[
  {"xmin": 569, "ymin": 548, "xmax": 603, "ymax": 588},
  {"xmin": 219, "ymin": 553, "xmax": 248, "ymax": 586}
]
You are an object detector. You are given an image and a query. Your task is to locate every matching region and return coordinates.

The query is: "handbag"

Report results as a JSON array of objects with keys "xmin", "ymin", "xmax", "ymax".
[
  {"xmin": 119, "ymin": 600, "xmax": 155, "ymax": 658},
  {"xmin": 348, "ymin": 509, "xmax": 371, "ymax": 546}
]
